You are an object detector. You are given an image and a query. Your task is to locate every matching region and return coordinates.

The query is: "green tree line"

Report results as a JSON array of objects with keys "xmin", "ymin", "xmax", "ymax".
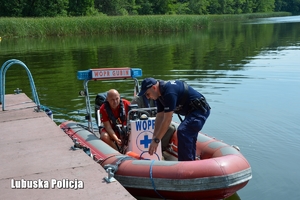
[{"xmin": 0, "ymin": 0, "xmax": 299, "ymax": 17}]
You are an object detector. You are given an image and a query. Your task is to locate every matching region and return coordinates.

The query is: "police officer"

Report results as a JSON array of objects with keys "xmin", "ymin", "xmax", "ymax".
[
  {"xmin": 138, "ymin": 78, "xmax": 210, "ymax": 161},
  {"xmin": 131, "ymin": 95, "xmax": 176, "ymax": 151}
]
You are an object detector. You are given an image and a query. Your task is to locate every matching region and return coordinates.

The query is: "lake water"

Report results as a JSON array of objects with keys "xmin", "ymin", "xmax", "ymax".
[{"xmin": 1, "ymin": 15, "xmax": 300, "ymax": 200}]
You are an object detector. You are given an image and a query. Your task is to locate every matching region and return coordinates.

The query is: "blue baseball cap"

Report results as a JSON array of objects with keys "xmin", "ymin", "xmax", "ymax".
[{"xmin": 138, "ymin": 78, "xmax": 157, "ymax": 96}]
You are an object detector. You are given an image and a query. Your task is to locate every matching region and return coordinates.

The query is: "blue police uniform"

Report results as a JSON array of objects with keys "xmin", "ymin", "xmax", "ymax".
[{"xmin": 156, "ymin": 80, "xmax": 210, "ymax": 161}]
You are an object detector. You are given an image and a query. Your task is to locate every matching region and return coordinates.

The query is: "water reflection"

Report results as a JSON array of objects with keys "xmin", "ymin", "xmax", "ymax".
[{"xmin": 247, "ymin": 15, "xmax": 300, "ymax": 24}]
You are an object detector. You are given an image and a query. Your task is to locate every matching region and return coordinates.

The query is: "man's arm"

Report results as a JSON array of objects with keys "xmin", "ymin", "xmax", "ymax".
[
  {"xmin": 153, "ymin": 111, "xmax": 173, "ymax": 140},
  {"xmin": 103, "ymin": 121, "xmax": 121, "ymax": 144},
  {"xmin": 149, "ymin": 111, "xmax": 173, "ymax": 155}
]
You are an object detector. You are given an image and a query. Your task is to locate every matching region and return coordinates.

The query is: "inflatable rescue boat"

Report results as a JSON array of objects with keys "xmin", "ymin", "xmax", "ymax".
[{"xmin": 60, "ymin": 67, "xmax": 252, "ymax": 199}]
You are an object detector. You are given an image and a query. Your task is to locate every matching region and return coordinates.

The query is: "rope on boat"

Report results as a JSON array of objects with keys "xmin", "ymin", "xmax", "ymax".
[
  {"xmin": 76, "ymin": 123, "xmax": 91, "ymax": 131},
  {"xmin": 102, "ymin": 155, "xmax": 135, "ymax": 170},
  {"xmin": 140, "ymin": 151, "xmax": 160, "ymax": 160},
  {"xmin": 96, "ymin": 154, "xmax": 118, "ymax": 165},
  {"xmin": 150, "ymin": 160, "xmax": 166, "ymax": 200}
]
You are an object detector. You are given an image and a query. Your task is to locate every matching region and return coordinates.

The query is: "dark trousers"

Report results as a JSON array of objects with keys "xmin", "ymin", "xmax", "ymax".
[{"xmin": 177, "ymin": 109, "xmax": 210, "ymax": 161}]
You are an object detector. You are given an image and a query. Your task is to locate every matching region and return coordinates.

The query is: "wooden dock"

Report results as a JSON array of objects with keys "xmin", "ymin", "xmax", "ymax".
[{"xmin": 0, "ymin": 93, "xmax": 136, "ymax": 200}]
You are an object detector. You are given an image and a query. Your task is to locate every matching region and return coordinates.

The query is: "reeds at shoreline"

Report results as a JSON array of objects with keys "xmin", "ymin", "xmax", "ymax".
[{"xmin": 0, "ymin": 12, "xmax": 291, "ymax": 38}]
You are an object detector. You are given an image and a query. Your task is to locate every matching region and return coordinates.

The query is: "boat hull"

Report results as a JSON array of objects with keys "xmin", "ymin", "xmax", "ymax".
[{"xmin": 60, "ymin": 121, "xmax": 252, "ymax": 200}]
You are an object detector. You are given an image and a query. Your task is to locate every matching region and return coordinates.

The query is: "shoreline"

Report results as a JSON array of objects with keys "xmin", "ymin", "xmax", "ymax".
[{"xmin": 0, "ymin": 12, "xmax": 291, "ymax": 38}]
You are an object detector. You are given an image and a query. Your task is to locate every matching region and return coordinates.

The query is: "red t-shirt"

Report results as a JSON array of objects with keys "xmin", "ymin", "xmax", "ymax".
[{"xmin": 100, "ymin": 99, "xmax": 130, "ymax": 133}]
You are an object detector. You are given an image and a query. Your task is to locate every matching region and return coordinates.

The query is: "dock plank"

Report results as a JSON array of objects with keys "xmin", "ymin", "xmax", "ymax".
[{"xmin": 0, "ymin": 94, "xmax": 136, "ymax": 200}]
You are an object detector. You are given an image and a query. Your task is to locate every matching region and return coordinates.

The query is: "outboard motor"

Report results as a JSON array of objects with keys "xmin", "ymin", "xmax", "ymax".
[
  {"xmin": 128, "ymin": 104, "xmax": 139, "ymax": 120},
  {"xmin": 94, "ymin": 92, "xmax": 107, "ymax": 129}
]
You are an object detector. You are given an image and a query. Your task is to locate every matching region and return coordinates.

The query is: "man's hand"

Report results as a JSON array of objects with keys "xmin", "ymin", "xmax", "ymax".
[
  {"xmin": 149, "ymin": 140, "xmax": 159, "ymax": 155},
  {"xmin": 116, "ymin": 138, "xmax": 122, "ymax": 145}
]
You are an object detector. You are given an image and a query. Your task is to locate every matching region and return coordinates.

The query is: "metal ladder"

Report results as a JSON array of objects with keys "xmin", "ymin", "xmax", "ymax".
[{"xmin": 0, "ymin": 59, "xmax": 41, "ymax": 111}]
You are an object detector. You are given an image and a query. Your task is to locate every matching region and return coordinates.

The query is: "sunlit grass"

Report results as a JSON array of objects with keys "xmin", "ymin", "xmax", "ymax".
[{"xmin": 0, "ymin": 12, "xmax": 291, "ymax": 38}]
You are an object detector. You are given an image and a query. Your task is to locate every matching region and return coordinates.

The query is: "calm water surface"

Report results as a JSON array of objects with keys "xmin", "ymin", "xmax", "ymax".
[{"xmin": 1, "ymin": 15, "xmax": 300, "ymax": 200}]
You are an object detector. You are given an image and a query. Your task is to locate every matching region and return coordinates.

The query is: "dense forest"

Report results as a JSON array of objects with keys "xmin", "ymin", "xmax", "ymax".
[{"xmin": 0, "ymin": 0, "xmax": 299, "ymax": 17}]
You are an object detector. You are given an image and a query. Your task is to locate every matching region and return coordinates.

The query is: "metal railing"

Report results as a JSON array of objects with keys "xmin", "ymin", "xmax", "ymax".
[{"xmin": 0, "ymin": 59, "xmax": 40, "ymax": 111}]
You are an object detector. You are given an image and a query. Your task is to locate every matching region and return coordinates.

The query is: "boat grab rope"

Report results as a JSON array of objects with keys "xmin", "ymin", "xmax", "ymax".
[
  {"xmin": 140, "ymin": 151, "xmax": 160, "ymax": 160},
  {"xmin": 76, "ymin": 123, "xmax": 92, "ymax": 132},
  {"xmin": 150, "ymin": 160, "xmax": 166, "ymax": 200},
  {"xmin": 103, "ymin": 155, "xmax": 135, "ymax": 173},
  {"xmin": 96, "ymin": 154, "xmax": 119, "ymax": 165}
]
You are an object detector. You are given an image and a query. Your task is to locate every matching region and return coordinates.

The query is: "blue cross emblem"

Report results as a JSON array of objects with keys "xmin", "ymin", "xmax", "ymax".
[{"xmin": 140, "ymin": 135, "xmax": 152, "ymax": 148}]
